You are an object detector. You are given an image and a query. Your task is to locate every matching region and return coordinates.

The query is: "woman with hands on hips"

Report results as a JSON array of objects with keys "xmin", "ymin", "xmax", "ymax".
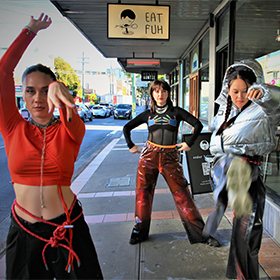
[
  {"xmin": 0, "ymin": 13, "xmax": 103, "ymax": 279},
  {"xmin": 202, "ymin": 60, "xmax": 280, "ymax": 279},
  {"xmin": 123, "ymin": 79, "xmax": 220, "ymax": 247}
]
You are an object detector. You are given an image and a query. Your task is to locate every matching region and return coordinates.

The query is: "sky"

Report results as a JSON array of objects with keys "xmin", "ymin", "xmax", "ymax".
[{"xmin": 0, "ymin": 0, "xmax": 122, "ymax": 80}]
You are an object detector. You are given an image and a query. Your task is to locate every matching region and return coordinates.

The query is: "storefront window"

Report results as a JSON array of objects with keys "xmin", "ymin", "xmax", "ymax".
[
  {"xmin": 176, "ymin": 69, "xmax": 179, "ymax": 83},
  {"xmin": 184, "ymin": 55, "xmax": 190, "ymax": 77},
  {"xmin": 257, "ymin": 49, "xmax": 280, "ymax": 198},
  {"xmin": 199, "ymin": 65, "xmax": 209, "ymax": 124},
  {"xmin": 170, "ymin": 72, "xmax": 174, "ymax": 85},
  {"xmin": 171, "ymin": 85, "xmax": 177, "ymax": 105},
  {"xmin": 200, "ymin": 32, "xmax": 209, "ymax": 67},
  {"xmin": 178, "ymin": 77, "xmax": 193, "ymax": 139},
  {"xmin": 217, "ymin": 9, "xmax": 229, "ymax": 46},
  {"xmin": 184, "ymin": 77, "xmax": 190, "ymax": 111},
  {"xmin": 190, "ymin": 46, "xmax": 199, "ymax": 73}
]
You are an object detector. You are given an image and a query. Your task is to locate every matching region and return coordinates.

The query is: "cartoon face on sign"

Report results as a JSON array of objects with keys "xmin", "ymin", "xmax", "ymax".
[
  {"xmin": 115, "ymin": 9, "xmax": 138, "ymax": 35},
  {"xmin": 200, "ymin": 140, "xmax": 209, "ymax": 151}
]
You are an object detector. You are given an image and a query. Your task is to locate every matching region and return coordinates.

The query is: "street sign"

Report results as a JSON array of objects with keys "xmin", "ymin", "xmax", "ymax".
[
  {"xmin": 108, "ymin": 4, "xmax": 170, "ymax": 40},
  {"xmin": 141, "ymin": 70, "xmax": 158, "ymax": 81}
]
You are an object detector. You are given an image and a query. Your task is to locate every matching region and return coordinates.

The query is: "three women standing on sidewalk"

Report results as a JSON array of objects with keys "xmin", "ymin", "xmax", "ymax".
[
  {"xmin": 202, "ymin": 59, "xmax": 280, "ymax": 279},
  {"xmin": 0, "ymin": 13, "xmax": 103, "ymax": 279},
  {"xmin": 123, "ymin": 79, "xmax": 220, "ymax": 247}
]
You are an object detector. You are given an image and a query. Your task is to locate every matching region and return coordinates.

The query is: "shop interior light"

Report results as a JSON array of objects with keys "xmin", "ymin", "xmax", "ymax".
[{"xmin": 126, "ymin": 59, "xmax": 161, "ymax": 68}]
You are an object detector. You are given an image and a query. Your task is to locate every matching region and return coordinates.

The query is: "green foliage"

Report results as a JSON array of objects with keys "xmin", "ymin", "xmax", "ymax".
[
  {"xmin": 54, "ymin": 57, "xmax": 81, "ymax": 97},
  {"xmin": 85, "ymin": 93, "xmax": 99, "ymax": 104}
]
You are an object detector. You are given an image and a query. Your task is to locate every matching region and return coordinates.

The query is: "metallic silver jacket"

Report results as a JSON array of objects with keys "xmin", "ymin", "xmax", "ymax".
[{"xmin": 209, "ymin": 59, "xmax": 280, "ymax": 157}]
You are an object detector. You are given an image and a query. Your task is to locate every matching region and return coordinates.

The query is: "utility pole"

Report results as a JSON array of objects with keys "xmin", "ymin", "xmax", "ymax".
[{"xmin": 78, "ymin": 52, "xmax": 89, "ymax": 103}]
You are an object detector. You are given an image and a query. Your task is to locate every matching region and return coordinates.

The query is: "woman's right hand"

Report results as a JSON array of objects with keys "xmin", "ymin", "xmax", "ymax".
[
  {"xmin": 27, "ymin": 13, "xmax": 52, "ymax": 34},
  {"xmin": 129, "ymin": 145, "xmax": 142, "ymax": 154},
  {"xmin": 48, "ymin": 82, "xmax": 76, "ymax": 122}
]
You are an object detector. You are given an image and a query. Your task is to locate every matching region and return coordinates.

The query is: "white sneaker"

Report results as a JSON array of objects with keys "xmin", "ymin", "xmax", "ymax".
[{"xmin": 226, "ymin": 156, "xmax": 252, "ymax": 218}]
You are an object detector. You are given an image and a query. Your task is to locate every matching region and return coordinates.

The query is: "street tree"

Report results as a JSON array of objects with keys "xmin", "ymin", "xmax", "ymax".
[{"xmin": 54, "ymin": 57, "xmax": 82, "ymax": 98}]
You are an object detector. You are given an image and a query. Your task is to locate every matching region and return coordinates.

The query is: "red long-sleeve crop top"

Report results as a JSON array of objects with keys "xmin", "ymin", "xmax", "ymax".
[{"xmin": 0, "ymin": 28, "xmax": 85, "ymax": 186}]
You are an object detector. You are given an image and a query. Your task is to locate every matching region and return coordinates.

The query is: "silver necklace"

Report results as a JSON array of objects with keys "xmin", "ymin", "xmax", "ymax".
[
  {"xmin": 28, "ymin": 116, "xmax": 58, "ymax": 129},
  {"xmin": 155, "ymin": 105, "xmax": 168, "ymax": 114}
]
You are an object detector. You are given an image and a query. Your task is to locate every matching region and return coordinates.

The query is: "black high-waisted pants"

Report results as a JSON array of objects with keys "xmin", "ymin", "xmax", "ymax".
[
  {"xmin": 134, "ymin": 141, "xmax": 205, "ymax": 243},
  {"xmin": 6, "ymin": 200, "xmax": 103, "ymax": 280},
  {"xmin": 203, "ymin": 156, "xmax": 265, "ymax": 280},
  {"xmin": 226, "ymin": 175, "xmax": 265, "ymax": 280}
]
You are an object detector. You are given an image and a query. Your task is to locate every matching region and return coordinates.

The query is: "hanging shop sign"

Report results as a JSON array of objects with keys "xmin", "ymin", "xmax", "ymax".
[
  {"xmin": 184, "ymin": 132, "xmax": 213, "ymax": 195},
  {"xmin": 141, "ymin": 70, "xmax": 158, "ymax": 81},
  {"xmin": 107, "ymin": 4, "xmax": 170, "ymax": 40}
]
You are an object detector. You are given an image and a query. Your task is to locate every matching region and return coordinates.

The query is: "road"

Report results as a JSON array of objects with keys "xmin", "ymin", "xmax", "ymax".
[{"xmin": 0, "ymin": 106, "xmax": 145, "ymax": 245}]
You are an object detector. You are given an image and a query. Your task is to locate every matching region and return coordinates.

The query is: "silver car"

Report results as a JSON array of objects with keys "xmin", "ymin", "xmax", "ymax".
[
  {"xmin": 76, "ymin": 104, "xmax": 93, "ymax": 122},
  {"xmin": 91, "ymin": 105, "xmax": 110, "ymax": 118}
]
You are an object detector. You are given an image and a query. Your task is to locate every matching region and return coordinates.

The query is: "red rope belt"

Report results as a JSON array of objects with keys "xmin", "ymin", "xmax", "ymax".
[
  {"xmin": 243, "ymin": 156, "xmax": 262, "ymax": 166},
  {"xmin": 12, "ymin": 186, "xmax": 83, "ymax": 273}
]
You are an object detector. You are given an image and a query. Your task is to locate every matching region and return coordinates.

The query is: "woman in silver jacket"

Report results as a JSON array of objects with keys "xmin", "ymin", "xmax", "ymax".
[{"xmin": 202, "ymin": 59, "xmax": 280, "ymax": 279}]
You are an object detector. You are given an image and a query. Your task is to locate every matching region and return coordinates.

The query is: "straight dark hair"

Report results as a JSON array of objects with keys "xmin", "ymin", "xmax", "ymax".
[
  {"xmin": 149, "ymin": 79, "xmax": 173, "ymax": 113},
  {"xmin": 22, "ymin": 63, "xmax": 57, "ymax": 83},
  {"xmin": 216, "ymin": 68, "xmax": 256, "ymax": 136}
]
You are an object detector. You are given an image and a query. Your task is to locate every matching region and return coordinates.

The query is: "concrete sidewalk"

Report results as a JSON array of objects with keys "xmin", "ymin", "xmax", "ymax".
[{"xmin": 1, "ymin": 127, "xmax": 280, "ymax": 279}]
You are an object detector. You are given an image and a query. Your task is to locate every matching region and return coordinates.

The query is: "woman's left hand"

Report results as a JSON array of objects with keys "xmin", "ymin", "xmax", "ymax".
[
  {"xmin": 27, "ymin": 13, "xmax": 52, "ymax": 34},
  {"xmin": 247, "ymin": 88, "xmax": 262, "ymax": 100},
  {"xmin": 177, "ymin": 142, "xmax": 190, "ymax": 152},
  {"xmin": 47, "ymin": 81, "xmax": 76, "ymax": 122}
]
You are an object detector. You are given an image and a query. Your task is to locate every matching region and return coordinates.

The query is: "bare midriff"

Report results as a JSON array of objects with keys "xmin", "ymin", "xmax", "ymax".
[{"xmin": 13, "ymin": 183, "xmax": 75, "ymax": 223}]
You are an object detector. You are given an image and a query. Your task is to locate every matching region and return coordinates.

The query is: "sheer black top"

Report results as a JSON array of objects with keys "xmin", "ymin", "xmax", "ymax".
[{"xmin": 123, "ymin": 106, "xmax": 203, "ymax": 149}]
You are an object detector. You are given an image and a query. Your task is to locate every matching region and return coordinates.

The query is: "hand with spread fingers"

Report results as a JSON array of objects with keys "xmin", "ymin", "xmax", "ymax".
[
  {"xmin": 47, "ymin": 81, "xmax": 76, "ymax": 122},
  {"xmin": 27, "ymin": 13, "xmax": 52, "ymax": 34}
]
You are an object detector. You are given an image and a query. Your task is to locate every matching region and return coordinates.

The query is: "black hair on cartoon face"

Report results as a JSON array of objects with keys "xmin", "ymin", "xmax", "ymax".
[{"xmin": 120, "ymin": 9, "xmax": 136, "ymax": 20}]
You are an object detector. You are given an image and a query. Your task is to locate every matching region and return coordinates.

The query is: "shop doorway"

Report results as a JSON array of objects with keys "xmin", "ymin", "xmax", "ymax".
[{"xmin": 189, "ymin": 73, "xmax": 199, "ymax": 117}]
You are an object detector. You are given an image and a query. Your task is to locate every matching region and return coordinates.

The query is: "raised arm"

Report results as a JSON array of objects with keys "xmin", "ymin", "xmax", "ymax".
[
  {"xmin": 248, "ymin": 83, "xmax": 280, "ymax": 127},
  {"xmin": 0, "ymin": 13, "xmax": 51, "ymax": 135}
]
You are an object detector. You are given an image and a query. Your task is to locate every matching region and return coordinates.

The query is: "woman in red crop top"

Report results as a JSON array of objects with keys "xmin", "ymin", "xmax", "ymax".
[
  {"xmin": 0, "ymin": 13, "xmax": 103, "ymax": 279},
  {"xmin": 123, "ymin": 80, "xmax": 220, "ymax": 247}
]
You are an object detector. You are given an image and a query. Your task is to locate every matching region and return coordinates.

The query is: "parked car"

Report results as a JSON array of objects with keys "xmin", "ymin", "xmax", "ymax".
[
  {"xmin": 19, "ymin": 108, "xmax": 30, "ymax": 119},
  {"xmin": 91, "ymin": 105, "xmax": 110, "ymax": 118},
  {"xmin": 76, "ymin": 103, "xmax": 93, "ymax": 122},
  {"xmin": 114, "ymin": 103, "xmax": 132, "ymax": 119},
  {"xmin": 100, "ymin": 102, "xmax": 114, "ymax": 115}
]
